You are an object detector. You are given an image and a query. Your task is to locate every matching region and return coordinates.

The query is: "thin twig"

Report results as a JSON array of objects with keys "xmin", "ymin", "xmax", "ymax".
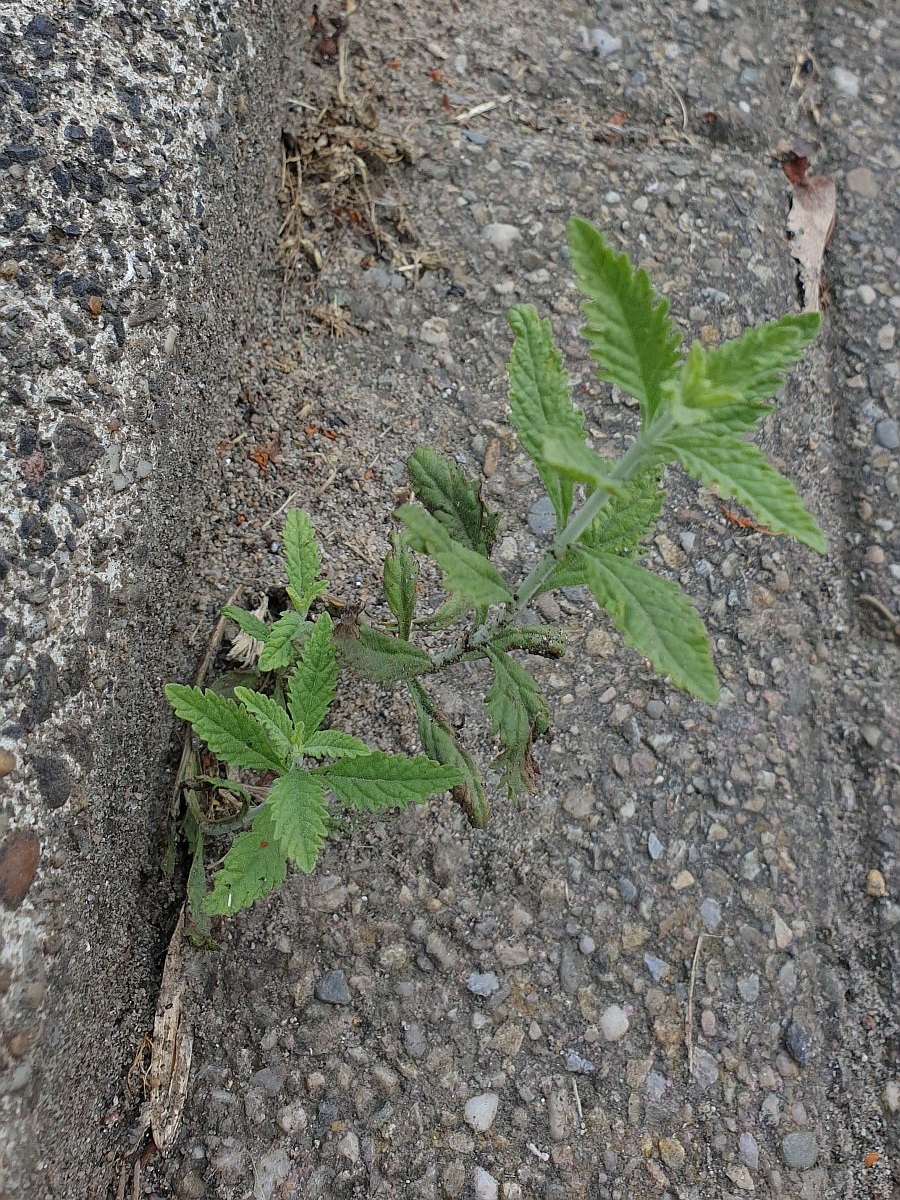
[
  {"xmin": 859, "ymin": 592, "xmax": 899, "ymax": 636},
  {"xmin": 662, "ymin": 78, "xmax": 688, "ymax": 131},
  {"xmin": 452, "ymin": 94, "xmax": 512, "ymax": 123},
  {"xmin": 571, "ymin": 1077, "xmax": 583, "ymax": 1127},
  {"xmin": 686, "ymin": 932, "xmax": 705, "ymax": 1075}
]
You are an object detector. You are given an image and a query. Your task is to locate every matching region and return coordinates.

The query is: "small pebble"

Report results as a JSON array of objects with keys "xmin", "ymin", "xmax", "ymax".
[
  {"xmin": 781, "ymin": 1131, "xmax": 818, "ymax": 1170},
  {"xmin": 738, "ymin": 974, "xmax": 760, "ymax": 1002},
  {"xmin": 315, "ymin": 970, "xmax": 351, "ymax": 1005},
  {"xmin": 845, "ymin": 166, "xmax": 878, "ymax": 198},
  {"xmin": 645, "ymin": 699, "xmax": 665, "ymax": 719},
  {"xmin": 464, "ymin": 1093, "xmax": 499, "ymax": 1133},
  {"xmin": 857, "ymin": 284, "xmax": 877, "ymax": 305},
  {"xmin": 527, "ymin": 494, "xmax": 556, "ymax": 535},
  {"xmin": 588, "ymin": 27, "xmax": 622, "ymax": 55},
  {"xmin": 599, "ymin": 1004, "xmax": 629, "ymax": 1041},
  {"xmin": 618, "ymin": 877, "xmax": 637, "ymax": 903},
  {"xmin": 773, "ymin": 913, "xmax": 793, "ymax": 950},
  {"xmin": 467, "ymin": 971, "xmax": 500, "ymax": 998},
  {"xmin": 726, "ymin": 1163, "xmax": 755, "ymax": 1191},
  {"xmin": 481, "ymin": 223, "xmax": 521, "ymax": 253},
  {"xmin": 865, "ymin": 870, "xmax": 886, "ymax": 898},
  {"xmin": 883, "ymin": 1080, "xmax": 900, "ymax": 1114},
  {"xmin": 647, "ymin": 832, "xmax": 664, "ymax": 860},
  {"xmin": 565, "ymin": 1049, "xmax": 595, "ymax": 1074},
  {"xmin": 473, "ymin": 1166, "xmax": 499, "ymax": 1200},
  {"xmin": 579, "ymin": 935, "xmax": 596, "ymax": 955},
  {"xmin": 691, "ymin": 1047, "xmax": 719, "ymax": 1091},
  {"xmin": 831, "ymin": 66, "xmax": 859, "ymax": 96},
  {"xmin": 739, "ymin": 1131, "xmax": 759, "ymax": 1170},
  {"xmin": 875, "ymin": 419, "xmax": 899, "ymax": 450},
  {"xmin": 785, "ymin": 1019, "xmax": 813, "ymax": 1066},
  {"xmin": 700, "ymin": 898, "xmax": 722, "ymax": 930},
  {"xmin": 658, "ymin": 1136, "xmax": 685, "ymax": 1169},
  {"xmin": 643, "ymin": 953, "xmax": 671, "ymax": 982}
]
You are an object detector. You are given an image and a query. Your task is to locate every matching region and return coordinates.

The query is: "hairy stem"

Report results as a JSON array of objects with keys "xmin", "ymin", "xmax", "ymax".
[{"xmin": 430, "ymin": 417, "xmax": 671, "ymax": 670}]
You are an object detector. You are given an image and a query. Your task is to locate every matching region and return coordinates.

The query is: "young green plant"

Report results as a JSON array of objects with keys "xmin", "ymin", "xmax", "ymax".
[{"xmin": 167, "ymin": 216, "xmax": 825, "ymax": 918}]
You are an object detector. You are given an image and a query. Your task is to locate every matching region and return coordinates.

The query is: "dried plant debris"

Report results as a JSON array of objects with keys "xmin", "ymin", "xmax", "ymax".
[
  {"xmin": 783, "ymin": 152, "xmax": 836, "ymax": 312},
  {"xmin": 277, "ymin": 9, "xmax": 438, "ymax": 300},
  {"xmin": 147, "ymin": 909, "xmax": 193, "ymax": 1154}
]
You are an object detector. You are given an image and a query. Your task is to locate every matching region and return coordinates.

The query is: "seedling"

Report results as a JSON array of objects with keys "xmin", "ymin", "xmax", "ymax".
[{"xmin": 167, "ymin": 217, "xmax": 824, "ymax": 917}]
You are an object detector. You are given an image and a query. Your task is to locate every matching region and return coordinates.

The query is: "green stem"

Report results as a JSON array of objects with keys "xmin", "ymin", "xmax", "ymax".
[{"xmin": 430, "ymin": 418, "xmax": 670, "ymax": 670}]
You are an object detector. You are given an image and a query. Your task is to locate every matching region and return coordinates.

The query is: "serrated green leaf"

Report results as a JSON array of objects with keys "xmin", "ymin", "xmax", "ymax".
[
  {"xmin": 222, "ymin": 605, "xmax": 270, "ymax": 642},
  {"xmin": 286, "ymin": 612, "xmax": 337, "ymax": 738},
  {"xmin": 303, "ymin": 730, "xmax": 371, "ymax": 759},
  {"xmin": 484, "ymin": 647, "xmax": 549, "ymax": 798},
  {"xmin": 489, "ymin": 626, "xmax": 566, "ymax": 659},
  {"xmin": 315, "ymin": 751, "xmax": 461, "ymax": 811},
  {"xmin": 165, "ymin": 684, "xmax": 287, "ymax": 772},
  {"xmin": 335, "ymin": 622, "xmax": 433, "ymax": 683},
  {"xmin": 266, "ymin": 769, "xmax": 329, "ymax": 874},
  {"xmin": 578, "ymin": 549, "xmax": 718, "ymax": 703},
  {"xmin": 282, "ymin": 511, "xmax": 323, "ymax": 612},
  {"xmin": 203, "ymin": 806, "xmax": 287, "ymax": 915},
  {"xmin": 233, "ymin": 687, "xmax": 294, "ymax": 767},
  {"xmin": 258, "ymin": 611, "xmax": 311, "ymax": 671},
  {"xmin": 660, "ymin": 429, "xmax": 826, "ymax": 552},
  {"xmin": 396, "ymin": 505, "xmax": 514, "ymax": 608},
  {"xmin": 406, "ymin": 447, "xmax": 499, "ymax": 554},
  {"xmin": 704, "ymin": 312, "xmax": 820, "ymax": 403},
  {"xmin": 567, "ymin": 217, "xmax": 682, "ymax": 425},
  {"xmin": 409, "ymin": 681, "xmax": 489, "ymax": 828},
  {"xmin": 703, "ymin": 401, "xmax": 774, "ymax": 434},
  {"xmin": 540, "ymin": 432, "xmax": 626, "ymax": 494},
  {"xmin": 416, "ymin": 596, "xmax": 472, "ymax": 630},
  {"xmin": 506, "ymin": 305, "xmax": 587, "ymax": 528},
  {"xmin": 384, "ymin": 532, "xmax": 419, "ymax": 640}
]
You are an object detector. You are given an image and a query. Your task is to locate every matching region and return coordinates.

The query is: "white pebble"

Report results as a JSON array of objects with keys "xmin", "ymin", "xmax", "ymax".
[
  {"xmin": 473, "ymin": 1166, "xmax": 499, "ymax": 1200},
  {"xmin": 600, "ymin": 1003, "xmax": 629, "ymax": 1041},
  {"xmin": 884, "ymin": 1080, "xmax": 900, "ymax": 1114},
  {"xmin": 831, "ymin": 66, "xmax": 860, "ymax": 96},
  {"xmin": 464, "ymin": 1093, "xmax": 499, "ymax": 1133},
  {"xmin": 481, "ymin": 223, "xmax": 521, "ymax": 253}
]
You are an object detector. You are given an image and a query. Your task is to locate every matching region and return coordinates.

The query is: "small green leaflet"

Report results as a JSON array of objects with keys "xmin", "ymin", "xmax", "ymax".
[
  {"xmin": 335, "ymin": 623, "xmax": 433, "ymax": 683},
  {"xmin": 203, "ymin": 806, "xmax": 287, "ymax": 915},
  {"xmin": 484, "ymin": 647, "xmax": 550, "ymax": 797},
  {"xmin": 489, "ymin": 626, "xmax": 566, "ymax": 659},
  {"xmin": 315, "ymin": 751, "xmax": 461, "ymax": 811},
  {"xmin": 222, "ymin": 605, "xmax": 269, "ymax": 641},
  {"xmin": 282, "ymin": 511, "xmax": 323, "ymax": 611},
  {"xmin": 703, "ymin": 313, "xmax": 820, "ymax": 403},
  {"xmin": 266, "ymin": 769, "xmax": 329, "ymax": 874},
  {"xmin": 396, "ymin": 505, "xmax": 513, "ymax": 608},
  {"xmin": 406, "ymin": 447, "xmax": 499, "ymax": 554},
  {"xmin": 303, "ymin": 730, "xmax": 371, "ymax": 759},
  {"xmin": 506, "ymin": 305, "xmax": 587, "ymax": 528},
  {"xmin": 286, "ymin": 612, "xmax": 337, "ymax": 738},
  {"xmin": 233, "ymin": 687, "xmax": 294, "ymax": 766},
  {"xmin": 165, "ymin": 684, "xmax": 287, "ymax": 772},
  {"xmin": 259, "ymin": 611, "xmax": 311, "ymax": 671},
  {"xmin": 409, "ymin": 681, "xmax": 488, "ymax": 828},
  {"xmin": 578, "ymin": 548, "xmax": 718, "ymax": 704},
  {"xmin": 659, "ymin": 429, "xmax": 826, "ymax": 553},
  {"xmin": 540, "ymin": 432, "xmax": 625, "ymax": 494},
  {"xmin": 567, "ymin": 217, "xmax": 682, "ymax": 426},
  {"xmin": 383, "ymin": 532, "xmax": 419, "ymax": 640}
]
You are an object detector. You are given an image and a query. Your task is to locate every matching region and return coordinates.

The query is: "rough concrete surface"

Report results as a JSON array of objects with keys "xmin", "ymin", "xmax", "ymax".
[
  {"xmin": 0, "ymin": 0, "xmax": 300, "ymax": 1194},
  {"xmin": 1, "ymin": 0, "xmax": 898, "ymax": 1198}
]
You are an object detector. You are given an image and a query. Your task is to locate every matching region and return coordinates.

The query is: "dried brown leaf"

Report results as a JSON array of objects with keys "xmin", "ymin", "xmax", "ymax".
[
  {"xmin": 148, "ymin": 907, "xmax": 193, "ymax": 1154},
  {"xmin": 784, "ymin": 159, "xmax": 836, "ymax": 312}
]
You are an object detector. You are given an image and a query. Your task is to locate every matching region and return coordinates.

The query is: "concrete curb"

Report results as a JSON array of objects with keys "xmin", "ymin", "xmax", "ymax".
[{"xmin": 0, "ymin": 2, "xmax": 294, "ymax": 1192}]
